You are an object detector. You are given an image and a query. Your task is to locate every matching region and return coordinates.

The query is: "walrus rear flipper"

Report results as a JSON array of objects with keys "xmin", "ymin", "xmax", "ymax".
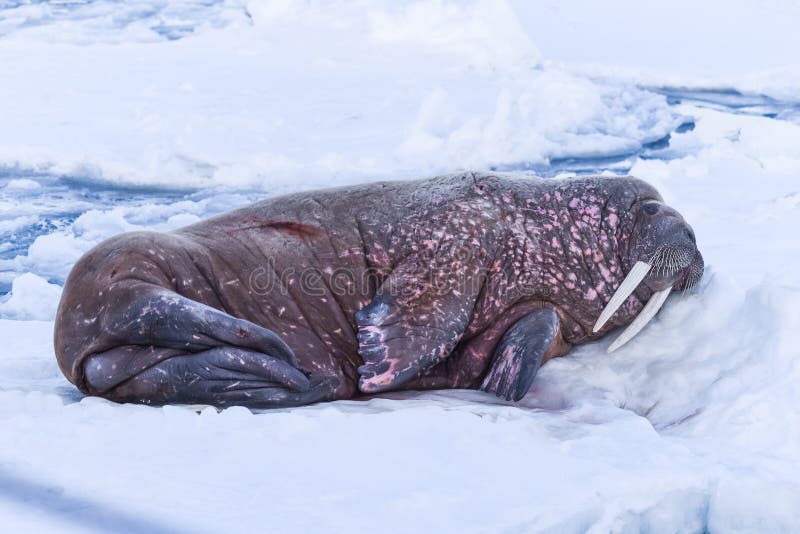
[
  {"xmin": 77, "ymin": 281, "xmax": 338, "ymax": 408},
  {"xmin": 481, "ymin": 308, "xmax": 561, "ymax": 402},
  {"xmin": 105, "ymin": 281, "xmax": 300, "ymax": 367},
  {"xmin": 84, "ymin": 346, "xmax": 336, "ymax": 408}
]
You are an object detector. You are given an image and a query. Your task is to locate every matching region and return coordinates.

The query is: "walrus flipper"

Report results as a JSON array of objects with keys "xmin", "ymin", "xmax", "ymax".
[
  {"xmin": 108, "ymin": 282, "xmax": 300, "ymax": 367},
  {"xmin": 355, "ymin": 255, "xmax": 483, "ymax": 393},
  {"xmin": 81, "ymin": 281, "xmax": 338, "ymax": 408},
  {"xmin": 85, "ymin": 346, "xmax": 337, "ymax": 408},
  {"xmin": 480, "ymin": 308, "xmax": 560, "ymax": 402}
]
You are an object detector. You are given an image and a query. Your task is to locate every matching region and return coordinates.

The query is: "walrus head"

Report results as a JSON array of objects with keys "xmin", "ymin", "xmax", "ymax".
[{"xmin": 593, "ymin": 198, "xmax": 704, "ymax": 352}]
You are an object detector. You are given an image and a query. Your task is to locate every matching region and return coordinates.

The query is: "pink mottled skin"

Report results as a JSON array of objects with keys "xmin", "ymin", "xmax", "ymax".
[{"xmin": 54, "ymin": 172, "xmax": 702, "ymax": 407}]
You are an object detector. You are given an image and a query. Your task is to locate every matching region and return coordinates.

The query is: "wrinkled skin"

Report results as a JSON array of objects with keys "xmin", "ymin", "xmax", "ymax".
[{"xmin": 54, "ymin": 172, "xmax": 703, "ymax": 407}]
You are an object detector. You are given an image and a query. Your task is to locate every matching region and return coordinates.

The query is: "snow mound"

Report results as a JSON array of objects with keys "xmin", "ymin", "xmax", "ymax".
[
  {"xmin": 0, "ymin": 0, "xmax": 251, "ymax": 43},
  {"xmin": 0, "ymin": 0, "xmax": 682, "ymax": 189},
  {"xmin": 0, "ymin": 273, "xmax": 62, "ymax": 321}
]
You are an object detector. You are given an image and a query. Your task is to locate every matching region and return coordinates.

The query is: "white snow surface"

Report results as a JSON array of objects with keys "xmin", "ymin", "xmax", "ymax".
[{"xmin": 1, "ymin": 1, "xmax": 800, "ymax": 532}]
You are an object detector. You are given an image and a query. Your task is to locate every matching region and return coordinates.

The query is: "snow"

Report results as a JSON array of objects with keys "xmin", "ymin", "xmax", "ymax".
[
  {"xmin": 0, "ymin": 0, "xmax": 686, "ymax": 189},
  {"xmin": 0, "ymin": 273, "xmax": 62, "ymax": 321},
  {"xmin": 509, "ymin": 0, "xmax": 800, "ymax": 100},
  {"xmin": 1, "ymin": 0, "xmax": 800, "ymax": 532}
]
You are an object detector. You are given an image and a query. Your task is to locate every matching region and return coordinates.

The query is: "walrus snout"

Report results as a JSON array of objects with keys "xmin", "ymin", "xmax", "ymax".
[
  {"xmin": 628, "ymin": 200, "xmax": 701, "ymax": 288},
  {"xmin": 644, "ymin": 244, "xmax": 699, "ymax": 292}
]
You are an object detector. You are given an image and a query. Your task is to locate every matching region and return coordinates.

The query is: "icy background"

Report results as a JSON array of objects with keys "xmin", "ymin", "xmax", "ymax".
[{"xmin": 1, "ymin": 0, "xmax": 800, "ymax": 532}]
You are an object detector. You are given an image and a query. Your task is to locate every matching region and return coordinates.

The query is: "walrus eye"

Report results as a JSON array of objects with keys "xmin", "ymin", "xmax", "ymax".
[{"xmin": 643, "ymin": 203, "xmax": 659, "ymax": 215}]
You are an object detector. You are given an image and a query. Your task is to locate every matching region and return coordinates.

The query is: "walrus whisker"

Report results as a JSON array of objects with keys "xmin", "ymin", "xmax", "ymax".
[
  {"xmin": 682, "ymin": 263, "xmax": 704, "ymax": 295},
  {"xmin": 649, "ymin": 245, "xmax": 692, "ymax": 277},
  {"xmin": 592, "ymin": 260, "xmax": 651, "ymax": 333},
  {"xmin": 606, "ymin": 287, "xmax": 672, "ymax": 353}
]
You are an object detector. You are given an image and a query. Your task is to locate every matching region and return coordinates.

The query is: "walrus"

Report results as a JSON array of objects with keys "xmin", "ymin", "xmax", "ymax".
[{"xmin": 54, "ymin": 172, "xmax": 703, "ymax": 408}]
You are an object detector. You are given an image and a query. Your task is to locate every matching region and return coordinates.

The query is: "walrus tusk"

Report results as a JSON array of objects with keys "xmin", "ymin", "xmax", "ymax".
[
  {"xmin": 606, "ymin": 287, "xmax": 672, "ymax": 353},
  {"xmin": 592, "ymin": 261, "xmax": 652, "ymax": 333}
]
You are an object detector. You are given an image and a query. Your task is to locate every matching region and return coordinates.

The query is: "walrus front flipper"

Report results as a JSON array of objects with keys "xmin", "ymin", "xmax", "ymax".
[
  {"xmin": 85, "ymin": 346, "xmax": 338, "ymax": 408},
  {"xmin": 356, "ymin": 255, "xmax": 484, "ymax": 393},
  {"xmin": 480, "ymin": 308, "xmax": 560, "ymax": 402}
]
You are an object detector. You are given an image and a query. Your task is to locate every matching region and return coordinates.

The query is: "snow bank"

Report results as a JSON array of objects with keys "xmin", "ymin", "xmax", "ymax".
[
  {"xmin": 0, "ymin": 273, "xmax": 62, "ymax": 321},
  {"xmin": 0, "ymin": 0, "xmax": 682, "ymax": 189},
  {"xmin": 3, "ymin": 195, "xmax": 242, "ymax": 286},
  {"xmin": 509, "ymin": 0, "xmax": 800, "ymax": 102}
]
